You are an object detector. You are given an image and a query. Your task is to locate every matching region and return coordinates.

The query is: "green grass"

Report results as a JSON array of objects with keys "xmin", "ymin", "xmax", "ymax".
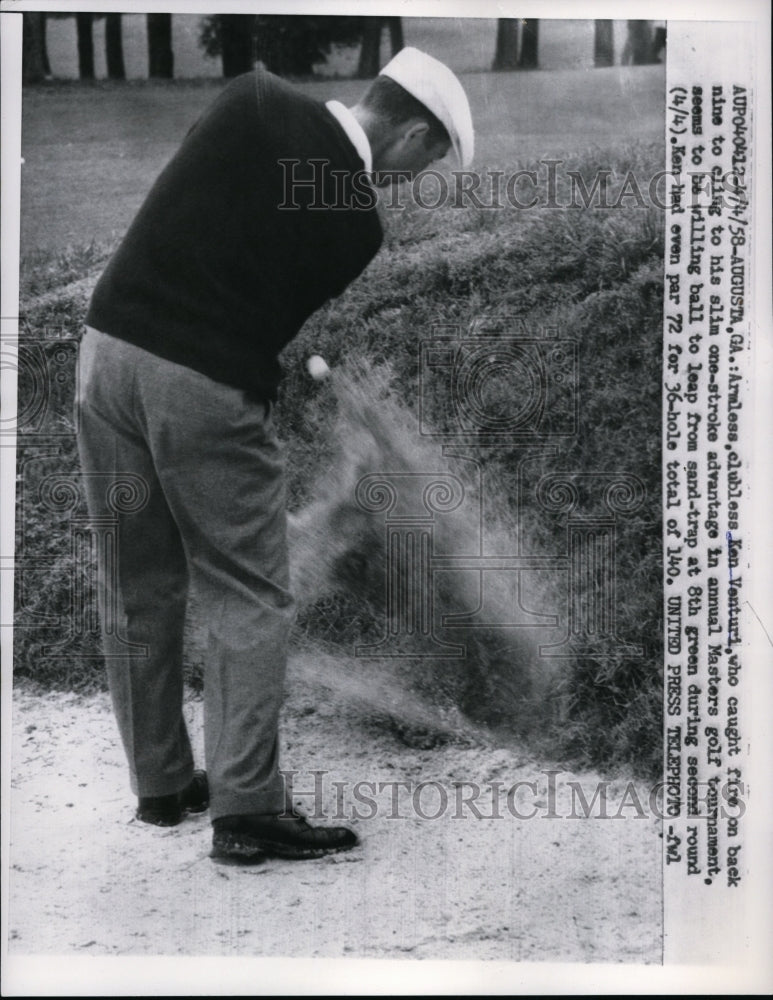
[
  {"xmin": 15, "ymin": 68, "xmax": 665, "ymax": 777},
  {"xmin": 20, "ymin": 242, "xmax": 108, "ymax": 299}
]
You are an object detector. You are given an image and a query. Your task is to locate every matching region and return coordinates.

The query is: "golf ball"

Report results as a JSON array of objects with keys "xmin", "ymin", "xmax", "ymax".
[{"xmin": 306, "ymin": 355, "xmax": 330, "ymax": 381}]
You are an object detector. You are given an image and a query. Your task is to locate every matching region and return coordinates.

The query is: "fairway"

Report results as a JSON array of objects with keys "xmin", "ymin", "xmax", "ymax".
[{"xmin": 20, "ymin": 65, "xmax": 664, "ymax": 255}]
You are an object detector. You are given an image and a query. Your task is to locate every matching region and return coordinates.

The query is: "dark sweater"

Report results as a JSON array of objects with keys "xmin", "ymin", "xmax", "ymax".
[{"xmin": 86, "ymin": 70, "xmax": 383, "ymax": 400}]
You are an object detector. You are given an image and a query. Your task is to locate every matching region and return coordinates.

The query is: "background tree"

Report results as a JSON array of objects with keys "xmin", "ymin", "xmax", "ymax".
[
  {"xmin": 492, "ymin": 18, "xmax": 519, "ymax": 71},
  {"xmin": 147, "ymin": 13, "xmax": 174, "ymax": 79},
  {"xmin": 105, "ymin": 13, "xmax": 125, "ymax": 81},
  {"xmin": 356, "ymin": 19, "xmax": 382, "ymax": 78},
  {"xmin": 519, "ymin": 18, "xmax": 539, "ymax": 69},
  {"xmin": 25, "ymin": 12, "xmax": 125, "ymax": 83},
  {"xmin": 218, "ymin": 14, "xmax": 255, "ymax": 77},
  {"xmin": 356, "ymin": 16, "xmax": 404, "ymax": 77},
  {"xmin": 22, "ymin": 12, "xmax": 47, "ymax": 83},
  {"xmin": 76, "ymin": 13, "xmax": 94, "ymax": 80},
  {"xmin": 622, "ymin": 20, "xmax": 655, "ymax": 66},
  {"xmin": 41, "ymin": 12, "xmax": 51, "ymax": 76},
  {"xmin": 257, "ymin": 14, "xmax": 365, "ymax": 77},
  {"xmin": 652, "ymin": 26, "xmax": 666, "ymax": 63},
  {"xmin": 199, "ymin": 14, "xmax": 366, "ymax": 78},
  {"xmin": 593, "ymin": 20, "xmax": 614, "ymax": 68},
  {"xmin": 387, "ymin": 17, "xmax": 403, "ymax": 56}
]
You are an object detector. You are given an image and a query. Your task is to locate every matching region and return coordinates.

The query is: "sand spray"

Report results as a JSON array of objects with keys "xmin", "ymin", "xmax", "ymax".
[{"xmin": 287, "ymin": 360, "xmax": 567, "ymax": 742}]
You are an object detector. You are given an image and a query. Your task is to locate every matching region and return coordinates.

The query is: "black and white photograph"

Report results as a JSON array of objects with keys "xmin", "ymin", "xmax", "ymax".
[{"xmin": 1, "ymin": 1, "xmax": 770, "ymax": 994}]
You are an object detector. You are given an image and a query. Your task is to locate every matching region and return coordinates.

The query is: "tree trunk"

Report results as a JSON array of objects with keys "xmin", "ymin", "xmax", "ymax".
[
  {"xmin": 220, "ymin": 15, "xmax": 255, "ymax": 77},
  {"xmin": 626, "ymin": 20, "xmax": 654, "ymax": 65},
  {"xmin": 147, "ymin": 13, "xmax": 174, "ymax": 79},
  {"xmin": 519, "ymin": 19, "xmax": 539, "ymax": 69},
  {"xmin": 76, "ymin": 13, "xmax": 94, "ymax": 80},
  {"xmin": 492, "ymin": 18, "xmax": 519, "ymax": 71},
  {"xmin": 594, "ymin": 20, "xmax": 614, "ymax": 67},
  {"xmin": 652, "ymin": 26, "xmax": 666, "ymax": 63},
  {"xmin": 387, "ymin": 17, "xmax": 403, "ymax": 56},
  {"xmin": 41, "ymin": 13, "xmax": 51, "ymax": 77},
  {"xmin": 22, "ymin": 12, "xmax": 46, "ymax": 83},
  {"xmin": 357, "ymin": 18, "xmax": 383, "ymax": 78},
  {"xmin": 106, "ymin": 14, "xmax": 126, "ymax": 80}
]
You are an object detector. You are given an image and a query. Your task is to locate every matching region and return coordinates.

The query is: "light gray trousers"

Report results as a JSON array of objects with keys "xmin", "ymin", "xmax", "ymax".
[{"xmin": 77, "ymin": 328, "xmax": 294, "ymax": 819}]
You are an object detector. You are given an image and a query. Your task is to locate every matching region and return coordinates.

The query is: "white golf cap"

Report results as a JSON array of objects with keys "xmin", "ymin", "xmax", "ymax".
[{"xmin": 379, "ymin": 47, "xmax": 474, "ymax": 169}]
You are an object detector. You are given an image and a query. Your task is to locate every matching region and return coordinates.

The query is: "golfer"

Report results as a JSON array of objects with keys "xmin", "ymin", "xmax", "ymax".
[{"xmin": 78, "ymin": 48, "xmax": 473, "ymax": 864}]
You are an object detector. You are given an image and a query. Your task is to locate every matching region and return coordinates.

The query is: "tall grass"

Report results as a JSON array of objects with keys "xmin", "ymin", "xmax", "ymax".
[{"xmin": 15, "ymin": 142, "xmax": 664, "ymax": 776}]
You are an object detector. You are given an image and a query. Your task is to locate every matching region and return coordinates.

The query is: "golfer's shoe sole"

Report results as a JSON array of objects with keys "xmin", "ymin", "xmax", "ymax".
[
  {"xmin": 247, "ymin": 837, "xmax": 356, "ymax": 860},
  {"xmin": 210, "ymin": 832, "xmax": 267, "ymax": 866},
  {"xmin": 136, "ymin": 810, "xmax": 181, "ymax": 827},
  {"xmin": 210, "ymin": 829, "xmax": 358, "ymax": 862}
]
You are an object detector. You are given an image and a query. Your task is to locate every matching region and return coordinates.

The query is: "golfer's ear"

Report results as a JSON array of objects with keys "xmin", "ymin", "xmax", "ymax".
[{"xmin": 404, "ymin": 120, "xmax": 430, "ymax": 143}]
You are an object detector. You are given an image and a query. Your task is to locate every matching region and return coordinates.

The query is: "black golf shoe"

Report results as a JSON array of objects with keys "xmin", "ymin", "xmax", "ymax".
[
  {"xmin": 136, "ymin": 770, "xmax": 210, "ymax": 827},
  {"xmin": 211, "ymin": 812, "xmax": 358, "ymax": 863}
]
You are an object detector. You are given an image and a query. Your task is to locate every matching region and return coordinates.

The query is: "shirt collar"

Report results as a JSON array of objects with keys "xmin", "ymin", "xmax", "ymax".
[{"xmin": 325, "ymin": 100, "xmax": 373, "ymax": 175}]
